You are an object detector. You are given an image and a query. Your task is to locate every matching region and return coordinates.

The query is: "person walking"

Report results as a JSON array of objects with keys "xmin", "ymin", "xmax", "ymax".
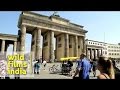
[
  {"xmin": 67, "ymin": 59, "xmax": 73, "ymax": 76},
  {"xmin": 73, "ymin": 53, "xmax": 91, "ymax": 79},
  {"xmin": 34, "ymin": 60, "xmax": 40, "ymax": 74},
  {"xmin": 43, "ymin": 60, "xmax": 47, "ymax": 70},
  {"xmin": 97, "ymin": 56, "xmax": 115, "ymax": 79},
  {"xmin": 92, "ymin": 59, "xmax": 97, "ymax": 77}
]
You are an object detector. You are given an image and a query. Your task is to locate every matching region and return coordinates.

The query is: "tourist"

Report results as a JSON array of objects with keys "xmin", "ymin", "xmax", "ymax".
[
  {"xmin": 67, "ymin": 59, "xmax": 73, "ymax": 76},
  {"xmin": 34, "ymin": 60, "xmax": 40, "ymax": 74},
  {"xmin": 43, "ymin": 60, "xmax": 47, "ymax": 70},
  {"xmin": 73, "ymin": 53, "xmax": 91, "ymax": 79},
  {"xmin": 97, "ymin": 56, "xmax": 115, "ymax": 79},
  {"xmin": 112, "ymin": 60, "xmax": 120, "ymax": 79},
  {"xmin": 36, "ymin": 60, "xmax": 41, "ymax": 74},
  {"xmin": 67, "ymin": 59, "xmax": 73, "ymax": 70},
  {"xmin": 92, "ymin": 59, "xmax": 97, "ymax": 77}
]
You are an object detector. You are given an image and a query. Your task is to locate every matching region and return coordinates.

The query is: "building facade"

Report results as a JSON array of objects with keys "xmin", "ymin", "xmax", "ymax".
[
  {"xmin": 86, "ymin": 39, "xmax": 120, "ymax": 60},
  {"xmin": 86, "ymin": 39, "xmax": 103, "ymax": 60},
  {"xmin": 104, "ymin": 43, "xmax": 120, "ymax": 60},
  {"xmin": 17, "ymin": 11, "xmax": 88, "ymax": 62}
]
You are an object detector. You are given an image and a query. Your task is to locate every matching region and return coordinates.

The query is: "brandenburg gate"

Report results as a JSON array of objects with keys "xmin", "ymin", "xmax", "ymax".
[{"xmin": 17, "ymin": 11, "xmax": 88, "ymax": 62}]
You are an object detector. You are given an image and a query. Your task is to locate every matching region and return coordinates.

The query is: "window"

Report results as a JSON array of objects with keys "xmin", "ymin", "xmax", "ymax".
[
  {"xmin": 108, "ymin": 46, "xmax": 110, "ymax": 48},
  {"xmin": 89, "ymin": 42, "xmax": 90, "ymax": 44},
  {"xmin": 112, "ymin": 53, "xmax": 113, "ymax": 55},
  {"xmin": 58, "ymin": 44, "xmax": 62, "ymax": 47},
  {"xmin": 105, "ymin": 51, "xmax": 107, "ymax": 55},
  {"xmin": 109, "ymin": 53, "xmax": 111, "ymax": 55},
  {"xmin": 115, "ymin": 53, "xmax": 116, "ymax": 55},
  {"xmin": 78, "ymin": 45, "xmax": 80, "ymax": 48},
  {"xmin": 117, "ymin": 53, "xmax": 119, "ymax": 55}
]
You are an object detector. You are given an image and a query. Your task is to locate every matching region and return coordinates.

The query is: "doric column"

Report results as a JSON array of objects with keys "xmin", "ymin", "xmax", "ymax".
[
  {"xmin": 75, "ymin": 35, "xmax": 78, "ymax": 57},
  {"xmin": 36, "ymin": 28, "xmax": 41, "ymax": 60},
  {"xmin": 1, "ymin": 40, "xmax": 5, "ymax": 53},
  {"xmin": 79, "ymin": 37, "xmax": 83, "ymax": 56},
  {"xmin": 101, "ymin": 49, "xmax": 103, "ymax": 56},
  {"xmin": 97, "ymin": 49, "xmax": 100, "ymax": 58},
  {"xmin": 13, "ymin": 41, "xmax": 17, "ymax": 52},
  {"xmin": 64, "ymin": 33, "xmax": 69, "ymax": 57},
  {"xmin": 31, "ymin": 30, "xmax": 37, "ymax": 60},
  {"xmin": 20, "ymin": 25, "xmax": 26, "ymax": 53},
  {"xmin": 17, "ymin": 30, "xmax": 21, "ymax": 51},
  {"xmin": 86, "ymin": 46, "xmax": 88, "ymax": 58},
  {"xmin": 50, "ymin": 30, "xmax": 54, "ymax": 62},
  {"xmin": 90, "ymin": 48, "xmax": 92, "ymax": 60},
  {"xmin": 94, "ymin": 49, "xmax": 96, "ymax": 59},
  {"xmin": 82, "ymin": 36, "xmax": 86, "ymax": 54}
]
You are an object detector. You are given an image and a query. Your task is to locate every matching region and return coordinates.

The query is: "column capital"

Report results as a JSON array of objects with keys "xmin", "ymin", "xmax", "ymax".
[
  {"xmin": 36, "ymin": 27, "xmax": 41, "ymax": 30},
  {"xmin": 21, "ymin": 24, "xmax": 26, "ymax": 28}
]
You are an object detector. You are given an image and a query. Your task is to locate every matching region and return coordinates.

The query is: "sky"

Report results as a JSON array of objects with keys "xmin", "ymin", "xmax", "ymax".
[{"xmin": 0, "ymin": 11, "xmax": 120, "ymax": 52}]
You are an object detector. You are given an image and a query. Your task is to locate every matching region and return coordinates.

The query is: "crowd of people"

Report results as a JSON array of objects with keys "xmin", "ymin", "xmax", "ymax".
[
  {"xmin": 73, "ymin": 53, "xmax": 120, "ymax": 79},
  {"xmin": 0, "ymin": 52, "xmax": 120, "ymax": 79}
]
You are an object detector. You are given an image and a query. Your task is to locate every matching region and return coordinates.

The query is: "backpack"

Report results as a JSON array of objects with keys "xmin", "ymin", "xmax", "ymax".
[{"xmin": 34, "ymin": 63, "xmax": 37, "ymax": 68}]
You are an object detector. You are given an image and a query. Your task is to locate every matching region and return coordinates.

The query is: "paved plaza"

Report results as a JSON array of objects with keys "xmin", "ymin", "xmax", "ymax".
[
  {"xmin": 7, "ymin": 62, "xmax": 120, "ymax": 79},
  {"xmin": 20, "ymin": 62, "xmax": 101, "ymax": 79}
]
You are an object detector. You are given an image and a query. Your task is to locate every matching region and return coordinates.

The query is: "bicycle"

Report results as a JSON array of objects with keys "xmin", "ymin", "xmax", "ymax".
[{"xmin": 49, "ymin": 64, "xmax": 60, "ymax": 73}]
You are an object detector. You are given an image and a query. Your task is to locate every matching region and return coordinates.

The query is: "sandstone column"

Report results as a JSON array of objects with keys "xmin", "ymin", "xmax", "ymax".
[
  {"xmin": 101, "ymin": 49, "xmax": 103, "ymax": 56},
  {"xmin": 20, "ymin": 25, "xmax": 26, "ymax": 53},
  {"xmin": 31, "ymin": 30, "xmax": 37, "ymax": 60},
  {"xmin": 64, "ymin": 33, "xmax": 69, "ymax": 57},
  {"xmin": 79, "ymin": 37, "xmax": 83, "ymax": 56},
  {"xmin": 94, "ymin": 49, "xmax": 96, "ymax": 59},
  {"xmin": 97, "ymin": 49, "xmax": 100, "ymax": 58},
  {"xmin": 82, "ymin": 36, "xmax": 86, "ymax": 54},
  {"xmin": 13, "ymin": 41, "xmax": 17, "ymax": 52},
  {"xmin": 90, "ymin": 48, "xmax": 92, "ymax": 60},
  {"xmin": 50, "ymin": 30, "xmax": 54, "ymax": 62},
  {"xmin": 36, "ymin": 28, "xmax": 41, "ymax": 60},
  {"xmin": 1, "ymin": 40, "xmax": 5, "ymax": 53},
  {"xmin": 75, "ymin": 35, "xmax": 78, "ymax": 57},
  {"xmin": 86, "ymin": 46, "xmax": 88, "ymax": 58},
  {"xmin": 17, "ymin": 30, "xmax": 21, "ymax": 51}
]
